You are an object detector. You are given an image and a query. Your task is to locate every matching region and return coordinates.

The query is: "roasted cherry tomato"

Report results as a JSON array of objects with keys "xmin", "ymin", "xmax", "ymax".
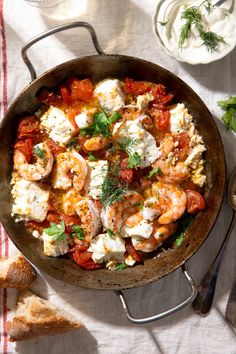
[
  {"xmin": 60, "ymin": 85, "xmax": 72, "ymax": 105},
  {"xmin": 14, "ymin": 138, "xmax": 34, "ymax": 162},
  {"xmin": 125, "ymin": 239, "xmax": 143, "ymax": 264},
  {"xmin": 71, "ymin": 251, "xmax": 104, "ymax": 270},
  {"xmin": 174, "ymin": 132, "xmax": 190, "ymax": 161},
  {"xmin": 36, "ymin": 87, "xmax": 62, "ymax": 106},
  {"xmin": 153, "ymin": 110, "xmax": 170, "ymax": 131},
  {"xmin": 152, "ymin": 84, "xmax": 174, "ymax": 105},
  {"xmin": 70, "ymin": 78, "xmax": 93, "ymax": 102},
  {"xmin": 17, "ymin": 116, "xmax": 39, "ymax": 140},
  {"xmin": 186, "ymin": 190, "xmax": 206, "ymax": 214},
  {"xmin": 119, "ymin": 160, "xmax": 134, "ymax": 183},
  {"xmin": 125, "ymin": 78, "xmax": 152, "ymax": 96}
]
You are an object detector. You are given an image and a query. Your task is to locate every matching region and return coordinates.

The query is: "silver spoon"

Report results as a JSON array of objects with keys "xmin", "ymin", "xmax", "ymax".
[{"xmin": 192, "ymin": 166, "xmax": 236, "ymax": 315}]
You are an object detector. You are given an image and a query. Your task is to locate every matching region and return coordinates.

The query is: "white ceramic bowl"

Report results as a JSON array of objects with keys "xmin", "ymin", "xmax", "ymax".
[{"xmin": 152, "ymin": 0, "xmax": 236, "ymax": 65}]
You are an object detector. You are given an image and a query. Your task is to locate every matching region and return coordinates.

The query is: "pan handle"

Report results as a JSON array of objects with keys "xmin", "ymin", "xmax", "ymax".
[
  {"xmin": 21, "ymin": 21, "xmax": 105, "ymax": 82},
  {"xmin": 115, "ymin": 264, "xmax": 197, "ymax": 324}
]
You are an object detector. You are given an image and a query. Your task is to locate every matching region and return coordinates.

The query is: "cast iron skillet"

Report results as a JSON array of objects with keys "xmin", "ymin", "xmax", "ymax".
[{"xmin": 0, "ymin": 22, "xmax": 226, "ymax": 323}]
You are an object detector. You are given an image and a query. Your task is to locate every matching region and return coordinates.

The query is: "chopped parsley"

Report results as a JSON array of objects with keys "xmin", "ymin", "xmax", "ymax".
[
  {"xmin": 88, "ymin": 152, "xmax": 97, "ymax": 161},
  {"xmin": 67, "ymin": 137, "xmax": 78, "ymax": 148},
  {"xmin": 132, "ymin": 202, "xmax": 143, "ymax": 211},
  {"xmin": 80, "ymin": 111, "xmax": 122, "ymax": 138},
  {"xmin": 107, "ymin": 229, "xmax": 114, "ymax": 238},
  {"xmin": 71, "ymin": 224, "xmax": 85, "ymax": 240},
  {"xmin": 147, "ymin": 167, "xmax": 162, "ymax": 178},
  {"xmin": 115, "ymin": 263, "xmax": 127, "ymax": 270},
  {"xmin": 44, "ymin": 222, "xmax": 66, "ymax": 241},
  {"xmin": 127, "ymin": 152, "xmax": 141, "ymax": 168},
  {"xmin": 218, "ymin": 96, "xmax": 236, "ymax": 132},
  {"xmin": 174, "ymin": 213, "xmax": 194, "ymax": 247},
  {"xmin": 33, "ymin": 146, "xmax": 46, "ymax": 158}
]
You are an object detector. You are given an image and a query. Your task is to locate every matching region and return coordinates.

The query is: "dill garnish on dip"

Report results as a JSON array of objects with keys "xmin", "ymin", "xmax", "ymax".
[{"xmin": 155, "ymin": 0, "xmax": 236, "ymax": 64}]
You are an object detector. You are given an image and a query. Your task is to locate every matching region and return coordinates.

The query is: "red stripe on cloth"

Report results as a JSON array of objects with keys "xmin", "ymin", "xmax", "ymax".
[{"xmin": 0, "ymin": 0, "xmax": 9, "ymax": 353}]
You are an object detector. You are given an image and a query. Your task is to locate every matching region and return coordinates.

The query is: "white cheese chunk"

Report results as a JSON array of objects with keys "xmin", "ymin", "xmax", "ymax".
[
  {"xmin": 74, "ymin": 110, "xmax": 94, "ymax": 129},
  {"xmin": 169, "ymin": 103, "xmax": 193, "ymax": 133},
  {"xmin": 42, "ymin": 232, "xmax": 69, "ymax": 257},
  {"xmin": 121, "ymin": 219, "xmax": 153, "ymax": 239},
  {"xmin": 85, "ymin": 160, "xmax": 108, "ymax": 199},
  {"xmin": 11, "ymin": 178, "xmax": 49, "ymax": 222},
  {"xmin": 94, "ymin": 79, "xmax": 125, "ymax": 113},
  {"xmin": 88, "ymin": 233, "xmax": 125, "ymax": 264},
  {"xmin": 113, "ymin": 118, "xmax": 161, "ymax": 167},
  {"xmin": 136, "ymin": 92, "xmax": 154, "ymax": 110},
  {"xmin": 125, "ymin": 255, "xmax": 136, "ymax": 267},
  {"xmin": 184, "ymin": 145, "xmax": 206, "ymax": 169},
  {"xmin": 40, "ymin": 106, "xmax": 76, "ymax": 145}
]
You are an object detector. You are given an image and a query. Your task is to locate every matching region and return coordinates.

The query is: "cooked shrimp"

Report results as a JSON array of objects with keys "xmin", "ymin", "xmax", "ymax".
[
  {"xmin": 101, "ymin": 191, "xmax": 143, "ymax": 233},
  {"xmin": 84, "ymin": 136, "xmax": 110, "ymax": 151},
  {"xmin": 62, "ymin": 189, "xmax": 83, "ymax": 216},
  {"xmin": 132, "ymin": 222, "xmax": 177, "ymax": 252},
  {"xmin": 153, "ymin": 159, "xmax": 190, "ymax": 184},
  {"xmin": 14, "ymin": 142, "xmax": 53, "ymax": 181},
  {"xmin": 141, "ymin": 197, "xmax": 166, "ymax": 221},
  {"xmin": 124, "ymin": 212, "xmax": 143, "ymax": 228},
  {"xmin": 160, "ymin": 135, "xmax": 175, "ymax": 158},
  {"xmin": 75, "ymin": 198, "xmax": 101, "ymax": 241},
  {"xmin": 152, "ymin": 182, "xmax": 186, "ymax": 224},
  {"xmin": 52, "ymin": 151, "xmax": 87, "ymax": 191}
]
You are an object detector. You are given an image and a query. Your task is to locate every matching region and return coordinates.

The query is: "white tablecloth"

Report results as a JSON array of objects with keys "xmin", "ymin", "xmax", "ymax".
[{"xmin": 0, "ymin": 0, "xmax": 236, "ymax": 353}]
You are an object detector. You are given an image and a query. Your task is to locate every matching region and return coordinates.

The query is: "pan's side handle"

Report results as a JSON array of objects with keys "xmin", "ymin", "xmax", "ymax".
[
  {"xmin": 21, "ymin": 21, "xmax": 105, "ymax": 82},
  {"xmin": 115, "ymin": 265, "xmax": 197, "ymax": 324}
]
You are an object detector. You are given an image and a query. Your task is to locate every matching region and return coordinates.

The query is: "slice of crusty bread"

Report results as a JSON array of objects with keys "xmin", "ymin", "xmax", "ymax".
[
  {"xmin": 7, "ymin": 290, "xmax": 83, "ymax": 341},
  {"xmin": 0, "ymin": 255, "xmax": 36, "ymax": 290}
]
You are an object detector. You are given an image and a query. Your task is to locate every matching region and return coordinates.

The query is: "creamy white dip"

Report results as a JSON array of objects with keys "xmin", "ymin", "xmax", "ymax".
[{"xmin": 155, "ymin": 0, "xmax": 236, "ymax": 64}]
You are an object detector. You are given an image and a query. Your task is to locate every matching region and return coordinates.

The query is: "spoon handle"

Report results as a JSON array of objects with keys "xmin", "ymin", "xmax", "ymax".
[{"xmin": 192, "ymin": 211, "xmax": 236, "ymax": 315}]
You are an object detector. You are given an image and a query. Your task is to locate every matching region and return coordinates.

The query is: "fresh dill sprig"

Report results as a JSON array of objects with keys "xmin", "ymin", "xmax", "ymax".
[
  {"xmin": 200, "ymin": 31, "xmax": 226, "ymax": 53},
  {"xmin": 118, "ymin": 137, "xmax": 137, "ymax": 155},
  {"xmin": 179, "ymin": 1, "xmax": 226, "ymax": 52},
  {"xmin": 99, "ymin": 171, "xmax": 127, "ymax": 207}
]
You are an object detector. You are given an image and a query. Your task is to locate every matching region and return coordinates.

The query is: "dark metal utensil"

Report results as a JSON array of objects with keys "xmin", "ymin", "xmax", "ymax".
[{"xmin": 192, "ymin": 166, "xmax": 236, "ymax": 315}]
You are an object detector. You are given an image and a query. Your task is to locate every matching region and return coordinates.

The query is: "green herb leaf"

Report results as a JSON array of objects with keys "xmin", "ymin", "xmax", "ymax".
[
  {"xmin": 33, "ymin": 146, "xmax": 46, "ymax": 158},
  {"xmin": 218, "ymin": 97, "xmax": 236, "ymax": 132},
  {"xmin": 174, "ymin": 213, "xmax": 194, "ymax": 247},
  {"xmin": 147, "ymin": 167, "xmax": 162, "ymax": 178},
  {"xmin": 44, "ymin": 222, "xmax": 66, "ymax": 241},
  {"xmin": 127, "ymin": 152, "xmax": 141, "ymax": 168},
  {"xmin": 100, "ymin": 173, "xmax": 127, "ymax": 207},
  {"xmin": 107, "ymin": 229, "xmax": 114, "ymax": 238},
  {"xmin": 116, "ymin": 263, "xmax": 127, "ymax": 270},
  {"xmin": 88, "ymin": 152, "xmax": 97, "ymax": 161},
  {"xmin": 67, "ymin": 137, "xmax": 78, "ymax": 148},
  {"xmin": 132, "ymin": 202, "xmax": 143, "ymax": 211},
  {"xmin": 71, "ymin": 224, "xmax": 85, "ymax": 240},
  {"xmin": 109, "ymin": 112, "xmax": 122, "ymax": 124}
]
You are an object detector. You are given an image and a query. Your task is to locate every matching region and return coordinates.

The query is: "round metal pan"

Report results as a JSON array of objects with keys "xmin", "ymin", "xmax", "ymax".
[{"xmin": 0, "ymin": 22, "xmax": 226, "ymax": 323}]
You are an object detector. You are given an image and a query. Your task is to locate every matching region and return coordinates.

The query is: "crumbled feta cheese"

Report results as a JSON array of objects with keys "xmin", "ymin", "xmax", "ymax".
[
  {"xmin": 32, "ymin": 230, "xmax": 41, "ymax": 239},
  {"xmin": 85, "ymin": 160, "xmax": 108, "ymax": 199},
  {"xmin": 40, "ymin": 106, "xmax": 76, "ymax": 145},
  {"xmin": 74, "ymin": 109, "xmax": 94, "ymax": 129},
  {"xmin": 11, "ymin": 178, "xmax": 49, "ymax": 222},
  {"xmin": 125, "ymin": 255, "xmax": 136, "ymax": 267},
  {"xmin": 121, "ymin": 219, "xmax": 153, "ymax": 239},
  {"xmin": 42, "ymin": 232, "xmax": 69, "ymax": 257},
  {"xmin": 88, "ymin": 233, "xmax": 125, "ymax": 264},
  {"xmin": 169, "ymin": 103, "xmax": 193, "ymax": 133},
  {"xmin": 136, "ymin": 92, "xmax": 154, "ymax": 110},
  {"xmin": 191, "ymin": 160, "xmax": 207, "ymax": 187},
  {"xmin": 113, "ymin": 118, "xmax": 161, "ymax": 167},
  {"xmin": 185, "ymin": 144, "xmax": 206, "ymax": 169},
  {"xmin": 94, "ymin": 79, "xmax": 125, "ymax": 113}
]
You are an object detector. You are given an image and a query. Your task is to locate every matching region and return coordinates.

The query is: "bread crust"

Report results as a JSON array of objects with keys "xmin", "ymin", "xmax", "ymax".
[
  {"xmin": 7, "ymin": 290, "xmax": 83, "ymax": 341},
  {"xmin": 0, "ymin": 255, "xmax": 36, "ymax": 290}
]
